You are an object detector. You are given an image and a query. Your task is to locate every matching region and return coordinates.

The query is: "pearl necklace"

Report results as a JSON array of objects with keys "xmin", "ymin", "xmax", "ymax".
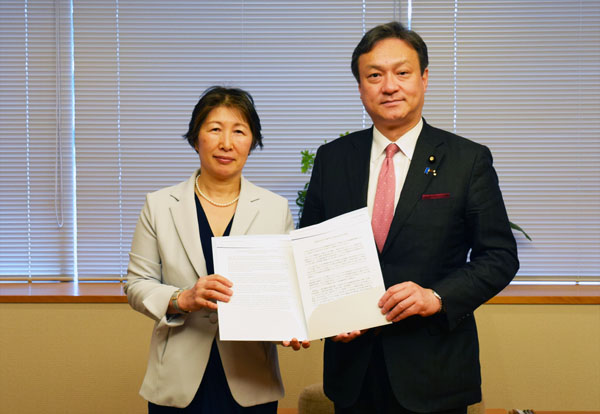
[{"xmin": 195, "ymin": 177, "xmax": 239, "ymax": 207}]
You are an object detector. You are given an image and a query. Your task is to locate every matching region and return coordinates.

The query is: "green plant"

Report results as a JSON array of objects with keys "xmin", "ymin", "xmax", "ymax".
[
  {"xmin": 295, "ymin": 150, "xmax": 314, "ymax": 218},
  {"xmin": 295, "ymin": 149, "xmax": 317, "ymax": 219},
  {"xmin": 296, "ymin": 132, "xmax": 531, "ymax": 241},
  {"xmin": 295, "ymin": 134, "xmax": 346, "ymax": 219},
  {"xmin": 509, "ymin": 222, "xmax": 532, "ymax": 241}
]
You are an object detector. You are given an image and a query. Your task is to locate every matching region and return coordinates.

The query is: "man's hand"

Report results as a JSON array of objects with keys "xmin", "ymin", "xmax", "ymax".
[
  {"xmin": 282, "ymin": 338, "xmax": 311, "ymax": 351},
  {"xmin": 331, "ymin": 329, "xmax": 368, "ymax": 343},
  {"xmin": 177, "ymin": 274, "xmax": 233, "ymax": 312},
  {"xmin": 378, "ymin": 282, "xmax": 442, "ymax": 322}
]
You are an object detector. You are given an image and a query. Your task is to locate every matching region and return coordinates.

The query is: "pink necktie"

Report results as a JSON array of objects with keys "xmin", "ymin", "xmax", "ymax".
[{"xmin": 372, "ymin": 143, "xmax": 400, "ymax": 252}]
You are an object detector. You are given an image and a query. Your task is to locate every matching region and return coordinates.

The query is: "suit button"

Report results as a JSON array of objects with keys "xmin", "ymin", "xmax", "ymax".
[{"xmin": 209, "ymin": 312, "xmax": 218, "ymax": 324}]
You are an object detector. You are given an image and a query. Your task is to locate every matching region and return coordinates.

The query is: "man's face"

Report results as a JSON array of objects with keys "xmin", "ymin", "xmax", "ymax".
[{"xmin": 357, "ymin": 37, "xmax": 428, "ymax": 138}]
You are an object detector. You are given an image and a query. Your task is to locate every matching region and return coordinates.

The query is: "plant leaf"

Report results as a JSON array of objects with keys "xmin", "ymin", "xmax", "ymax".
[{"xmin": 510, "ymin": 221, "xmax": 532, "ymax": 241}]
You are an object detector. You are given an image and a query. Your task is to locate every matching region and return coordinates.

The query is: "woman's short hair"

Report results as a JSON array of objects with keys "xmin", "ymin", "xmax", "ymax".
[{"xmin": 183, "ymin": 86, "xmax": 263, "ymax": 151}]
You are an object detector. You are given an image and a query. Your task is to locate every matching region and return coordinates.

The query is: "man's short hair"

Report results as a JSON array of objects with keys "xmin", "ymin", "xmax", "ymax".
[{"xmin": 351, "ymin": 21, "xmax": 429, "ymax": 82}]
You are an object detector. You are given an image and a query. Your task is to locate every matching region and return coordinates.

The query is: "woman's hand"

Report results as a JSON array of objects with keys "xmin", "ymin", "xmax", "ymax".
[
  {"xmin": 282, "ymin": 338, "xmax": 311, "ymax": 351},
  {"xmin": 176, "ymin": 274, "xmax": 233, "ymax": 312}
]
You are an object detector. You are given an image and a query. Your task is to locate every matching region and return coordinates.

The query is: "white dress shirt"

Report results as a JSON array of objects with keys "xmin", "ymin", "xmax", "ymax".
[{"xmin": 367, "ymin": 119, "xmax": 423, "ymax": 218}]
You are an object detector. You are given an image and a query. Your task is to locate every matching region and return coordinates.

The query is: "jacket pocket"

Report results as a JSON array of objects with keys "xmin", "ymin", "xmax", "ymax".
[
  {"xmin": 154, "ymin": 326, "xmax": 171, "ymax": 363},
  {"xmin": 418, "ymin": 196, "xmax": 455, "ymax": 210}
]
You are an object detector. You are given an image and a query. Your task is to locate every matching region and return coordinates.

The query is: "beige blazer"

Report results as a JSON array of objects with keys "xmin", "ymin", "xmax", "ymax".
[{"xmin": 125, "ymin": 170, "xmax": 294, "ymax": 408}]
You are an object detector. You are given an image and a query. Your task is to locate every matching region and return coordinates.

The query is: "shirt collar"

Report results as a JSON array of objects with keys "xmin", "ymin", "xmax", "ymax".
[{"xmin": 372, "ymin": 118, "xmax": 423, "ymax": 161}]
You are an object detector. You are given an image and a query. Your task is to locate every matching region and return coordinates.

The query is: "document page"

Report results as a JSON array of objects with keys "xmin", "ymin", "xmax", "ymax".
[
  {"xmin": 213, "ymin": 235, "xmax": 308, "ymax": 341},
  {"xmin": 213, "ymin": 208, "xmax": 390, "ymax": 341},
  {"xmin": 290, "ymin": 208, "xmax": 390, "ymax": 339}
]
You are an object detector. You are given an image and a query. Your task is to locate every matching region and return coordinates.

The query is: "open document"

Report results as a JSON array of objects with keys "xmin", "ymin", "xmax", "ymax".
[{"xmin": 213, "ymin": 208, "xmax": 391, "ymax": 341}]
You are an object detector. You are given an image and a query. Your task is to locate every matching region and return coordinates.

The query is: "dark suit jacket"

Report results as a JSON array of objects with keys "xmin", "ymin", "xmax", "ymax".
[{"xmin": 300, "ymin": 121, "xmax": 519, "ymax": 412}]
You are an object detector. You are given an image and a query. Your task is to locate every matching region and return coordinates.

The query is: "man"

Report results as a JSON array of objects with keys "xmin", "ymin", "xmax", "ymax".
[{"xmin": 300, "ymin": 22, "xmax": 519, "ymax": 414}]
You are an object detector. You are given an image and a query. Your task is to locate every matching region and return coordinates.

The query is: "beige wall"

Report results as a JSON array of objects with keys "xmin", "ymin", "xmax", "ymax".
[
  {"xmin": 0, "ymin": 303, "xmax": 598, "ymax": 413},
  {"xmin": 476, "ymin": 304, "xmax": 600, "ymax": 410}
]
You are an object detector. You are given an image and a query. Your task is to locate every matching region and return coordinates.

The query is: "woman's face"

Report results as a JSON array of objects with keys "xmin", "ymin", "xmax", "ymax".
[{"xmin": 195, "ymin": 106, "xmax": 253, "ymax": 182}]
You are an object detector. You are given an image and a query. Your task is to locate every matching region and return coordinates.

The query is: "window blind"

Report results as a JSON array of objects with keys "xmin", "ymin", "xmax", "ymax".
[
  {"xmin": 73, "ymin": 0, "xmax": 401, "ymax": 279},
  {"xmin": 1, "ymin": 0, "xmax": 598, "ymax": 282},
  {"xmin": 411, "ymin": 0, "xmax": 600, "ymax": 280},
  {"xmin": 1, "ymin": 0, "xmax": 75, "ymax": 280}
]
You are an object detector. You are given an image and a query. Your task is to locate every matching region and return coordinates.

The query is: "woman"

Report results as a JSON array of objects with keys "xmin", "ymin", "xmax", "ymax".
[{"xmin": 125, "ymin": 86, "xmax": 307, "ymax": 413}]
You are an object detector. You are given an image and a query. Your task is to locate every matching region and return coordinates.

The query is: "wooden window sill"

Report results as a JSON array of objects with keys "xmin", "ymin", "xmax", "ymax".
[
  {"xmin": 0, "ymin": 282, "xmax": 598, "ymax": 304},
  {"xmin": 487, "ymin": 284, "xmax": 600, "ymax": 304},
  {"xmin": 278, "ymin": 409, "xmax": 600, "ymax": 414},
  {"xmin": 0, "ymin": 282, "xmax": 127, "ymax": 303}
]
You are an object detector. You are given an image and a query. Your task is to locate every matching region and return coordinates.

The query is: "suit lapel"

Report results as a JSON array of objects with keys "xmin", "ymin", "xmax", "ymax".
[
  {"xmin": 169, "ymin": 173, "xmax": 259, "ymax": 281},
  {"xmin": 382, "ymin": 122, "xmax": 446, "ymax": 254},
  {"xmin": 230, "ymin": 177, "xmax": 259, "ymax": 236},
  {"xmin": 170, "ymin": 170, "xmax": 208, "ymax": 279},
  {"xmin": 345, "ymin": 128, "xmax": 373, "ymax": 211}
]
